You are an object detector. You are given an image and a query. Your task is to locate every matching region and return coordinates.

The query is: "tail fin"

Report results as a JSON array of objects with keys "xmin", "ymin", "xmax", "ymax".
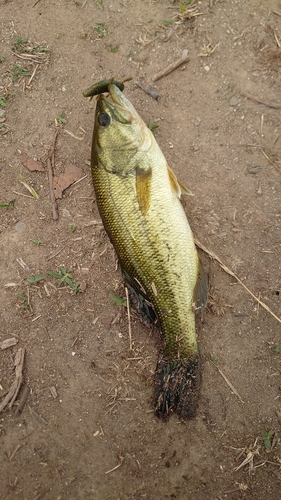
[{"xmin": 154, "ymin": 356, "xmax": 200, "ymax": 420}]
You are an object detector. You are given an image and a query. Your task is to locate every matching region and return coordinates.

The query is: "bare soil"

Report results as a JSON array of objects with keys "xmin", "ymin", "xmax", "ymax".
[{"xmin": 1, "ymin": 0, "xmax": 281, "ymax": 499}]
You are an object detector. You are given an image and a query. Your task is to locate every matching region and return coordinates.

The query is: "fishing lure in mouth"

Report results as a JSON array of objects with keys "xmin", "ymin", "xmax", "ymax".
[{"xmin": 83, "ymin": 77, "xmax": 133, "ymax": 100}]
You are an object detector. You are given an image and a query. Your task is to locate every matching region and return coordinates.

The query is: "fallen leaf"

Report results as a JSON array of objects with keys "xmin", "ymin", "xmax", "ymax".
[
  {"xmin": 19, "ymin": 154, "xmax": 44, "ymax": 172},
  {"xmin": 53, "ymin": 164, "xmax": 83, "ymax": 199}
]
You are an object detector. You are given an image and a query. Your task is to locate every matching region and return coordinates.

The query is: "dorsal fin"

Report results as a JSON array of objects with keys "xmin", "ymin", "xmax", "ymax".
[{"xmin": 167, "ymin": 164, "xmax": 193, "ymax": 198}]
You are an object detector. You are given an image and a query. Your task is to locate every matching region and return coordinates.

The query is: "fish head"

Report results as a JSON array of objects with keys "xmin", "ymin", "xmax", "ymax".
[{"xmin": 92, "ymin": 83, "xmax": 153, "ymax": 176}]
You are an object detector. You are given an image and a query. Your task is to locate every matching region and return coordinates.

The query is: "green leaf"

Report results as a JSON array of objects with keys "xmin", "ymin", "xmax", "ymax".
[
  {"xmin": 47, "ymin": 270, "xmax": 63, "ymax": 279},
  {"xmin": 27, "ymin": 275, "xmax": 45, "ymax": 283},
  {"xmin": 111, "ymin": 294, "xmax": 127, "ymax": 307},
  {"xmin": 0, "ymin": 96, "xmax": 7, "ymax": 107},
  {"xmin": 0, "ymin": 200, "xmax": 14, "ymax": 208},
  {"xmin": 56, "ymin": 111, "xmax": 67, "ymax": 124},
  {"xmin": 274, "ymin": 344, "xmax": 280, "ymax": 355},
  {"xmin": 162, "ymin": 18, "xmax": 177, "ymax": 26},
  {"xmin": 210, "ymin": 354, "xmax": 217, "ymax": 365},
  {"xmin": 262, "ymin": 430, "xmax": 274, "ymax": 450},
  {"xmin": 148, "ymin": 119, "xmax": 159, "ymax": 135},
  {"xmin": 32, "ymin": 238, "xmax": 43, "ymax": 246}
]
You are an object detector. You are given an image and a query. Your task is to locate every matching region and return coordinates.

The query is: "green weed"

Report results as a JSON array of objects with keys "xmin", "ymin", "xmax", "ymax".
[
  {"xmin": 162, "ymin": 19, "xmax": 177, "ymax": 26},
  {"xmin": 27, "ymin": 275, "xmax": 45, "ymax": 284},
  {"xmin": 262, "ymin": 430, "xmax": 274, "ymax": 450},
  {"xmin": 111, "ymin": 294, "xmax": 127, "ymax": 307},
  {"xmin": 0, "ymin": 200, "xmax": 15, "ymax": 209},
  {"xmin": 16, "ymin": 293, "xmax": 29, "ymax": 310},
  {"xmin": 12, "ymin": 36, "xmax": 28, "ymax": 50},
  {"xmin": 94, "ymin": 22, "xmax": 107, "ymax": 38},
  {"xmin": 32, "ymin": 238, "xmax": 43, "ymax": 247},
  {"xmin": 148, "ymin": 119, "xmax": 159, "ymax": 135},
  {"xmin": 47, "ymin": 267, "xmax": 80, "ymax": 293},
  {"xmin": 56, "ymin": 110, "xmax": 67, "ymax": 125},
  {"xmin": 0, "ymin": 96, "xmax": 7, "ymax": 107},
  {"xmin": 9, "ymin": 64, "xmax": 31, "ymax": 81},
  {"xmin": 96, "ymin": 0, "xmax": 104, "ymax": 10},
  {"xmin": 107, "ymin": 45, "xmax": 119, "ymax": 53}
]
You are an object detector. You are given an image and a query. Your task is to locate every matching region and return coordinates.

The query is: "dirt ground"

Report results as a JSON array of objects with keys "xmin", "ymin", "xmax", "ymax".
[{"xmin": 1, "ymin": 0, "xmax": 281, "ymax": 498}]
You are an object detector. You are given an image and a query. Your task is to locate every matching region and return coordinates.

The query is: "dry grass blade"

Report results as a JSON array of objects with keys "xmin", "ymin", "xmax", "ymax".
[
  {"xmin": 194, "ymin": 238, "xmax": 281, "ymax": 325},
  {"xmin": 211, "ymin": 361, "xmax": 244, "ymax": 403},
  {"xmin": 105, "ymin": 456, "xmax": 124, "ymax": 474},
  {"xmin": 241, "ymin": 90, "xmax": 281, "ymax": 109},
  {"xmin": 260, "ymin": 148, "xmax": 280, "ymax": 171}
]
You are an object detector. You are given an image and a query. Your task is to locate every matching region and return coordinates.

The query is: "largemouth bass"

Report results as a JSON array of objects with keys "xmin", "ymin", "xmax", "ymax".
[{"xmin": 88, "ymin": 82, "xmax": 207, "ymax": 419}]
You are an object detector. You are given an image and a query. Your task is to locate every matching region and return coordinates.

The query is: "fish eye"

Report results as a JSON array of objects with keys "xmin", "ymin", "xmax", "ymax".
[{"xmin": 98, "ymin": 112, "xmax": 110, "ymax": 127}]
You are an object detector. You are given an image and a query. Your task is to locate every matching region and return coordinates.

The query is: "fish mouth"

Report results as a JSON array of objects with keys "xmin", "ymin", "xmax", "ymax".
[{"xmin": 96, "ymin": 88, "xmax": 134, "ymax": 125}]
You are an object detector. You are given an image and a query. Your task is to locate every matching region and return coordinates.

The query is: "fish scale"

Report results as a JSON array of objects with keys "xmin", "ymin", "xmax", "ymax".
[{"xmin": 89, "ymin": 82, "xmax": 207, "ymax": 419}]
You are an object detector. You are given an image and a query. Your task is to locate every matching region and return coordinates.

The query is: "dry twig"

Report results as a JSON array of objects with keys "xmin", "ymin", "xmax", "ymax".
[
  {"xmin": 0, "ymin": 348, "xmax": 25, "ymax": 412},
  {"xmin": 195, "ymin": 238, "xmax": 281, "ymax": 326},
  {"xmin": 211, "ymin": 361, "xmax": 244, "ymax": 403},
  {"xmin": 15, "ymin": 385, "xmax": 30, "ymax": 414},
  {"xmin": 136, "ymin": 81, "xmax": 161, "ymax": 100},
  {"xmin": 47, "ymin": 130, "xmax": 59, "ymax": 220},
  {"xmin": 105, "ymin": 456, "xmax": 124, "ymax": 474},
  {"xmin": 152, "ymin": 50, "xmax": 189, "ymax": 82},
  {"xmin": 241, "ymin": 90, "xmax": 281, "ymax": 109}
]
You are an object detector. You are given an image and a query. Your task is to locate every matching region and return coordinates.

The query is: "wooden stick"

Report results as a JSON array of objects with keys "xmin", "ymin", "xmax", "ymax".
[
  {"xmin": 152, "ymin": 50, "xmax": 189, "ymax": 82},
  {"xmin": 27, "ymin": 64, "xmax": 39, "ymax": 86},
  {"xmin": 47, "ymin": 130, "xmax": 59, "ymax": 220},
  {"xmin": 260, "ymin": 148, "xmax": 280, "ymax": 171},
  {"xmin": 0, "ymin": 348, "xmax": 25, "ymax": 412},
  {"xmin": 194, "ymin": 237, "xmax": 281, "ymax": 325},
  {"xmin": 47, "ymin": 159, "xmax": 58, "ymax": 220},
  {"xmin": 136, "ymin": 81, "xmax": 161, "ymax": 100},
  {"xmin": 241, "ymin": 90, "xmax": 281, "ymax": 109},
  {"xmin": 15, "ymin": 386, "xmax": 30, "ymax": 414}
]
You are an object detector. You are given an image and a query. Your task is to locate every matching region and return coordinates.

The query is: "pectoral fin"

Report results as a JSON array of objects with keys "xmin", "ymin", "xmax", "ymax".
[
  {"xmin": 136, "ymin": 166, "xmax": 152, "ymax": 215},
  {"xmin": 193, "ymin": 258, "xmax": 208, "ymax": 312},
  {"xmin": 167, "ymin": 164, "xmax": 193, "ymax": 198}
]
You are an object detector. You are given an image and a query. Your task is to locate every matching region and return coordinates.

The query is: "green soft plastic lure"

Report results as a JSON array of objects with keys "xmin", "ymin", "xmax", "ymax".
[{"xmin": 83, "ymin": 77, "xmax": 132, "ymax": 100}]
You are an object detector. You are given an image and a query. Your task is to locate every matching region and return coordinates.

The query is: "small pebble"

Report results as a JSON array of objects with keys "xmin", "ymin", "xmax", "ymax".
[
  {"xmin": 248, "ymin": 165, "xmax": 261, "ymax": 174},
  {"xmin": 230, "ymin": 96, "xmax": 239, "ymax": 106},
  {"xmin": 204, "ymin": 65, "xmax": 210, "ymax": 72},
  {"xmin": 0, "ymin": 109, "xmax": 5, "ymax": 118},
  {"xmin": 15, "ymin": 221, "xmax": 26, "ymax": 233}
]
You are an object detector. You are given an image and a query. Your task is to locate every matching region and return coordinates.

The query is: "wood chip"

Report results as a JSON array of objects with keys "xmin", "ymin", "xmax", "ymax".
[
  {"xmin": 19, "ymin": 154, "xmax": 44, "ymax": 172},
  {"xmin": 53, "ymin": 164, "xmax": 83, "ymax": 199},
  {"xmin": 0, "ymin": 348, "xmax": 25, "ymax": 413},
  {"xmin": 1, "ymin": 338, "xmax": 18, "ymax": 350},
  {"xmin": 136, "ymin": 81, "xmax": 161, "ymax": 100},
  {"xmin": 49, "ymin": 386, "xmax": 58, "ymax": 398},
  {"xmin": 15, "ymin": 385, "xmax": 30, "ymax": 414}
]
